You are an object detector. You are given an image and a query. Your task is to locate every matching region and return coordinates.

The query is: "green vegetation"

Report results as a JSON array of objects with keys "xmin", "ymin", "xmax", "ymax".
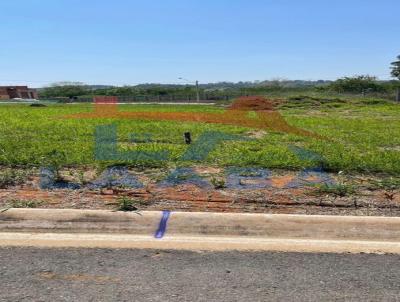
[
  {"xmin": 210, "ymin": 177, "xmax": 226, "ymax": 189},
  {"xmin": 0, "ymin": 98, "xmax": 399, "ymax": 175},
  {"xmin": 328, "ymin": 75, "xmax": 386, "ymax": 94},
  {"xmin": 368, "ymin": 177, "xmax": 400, "ymax": 191},
  {"xmin": 38, "ymin": 76, "xmax": 400, "ymax": 100},
  {"xmin": 7, "ymin": 199, "xmax": 43, "ymax": 208},
  {"xmin": 0, "ymin": 169, "xmax": 29, "ymax": 188},
  {"xmin": 39, "ymin": 82, "xmax": 207, "ymax": 99},
  {"xmin": 116, "ymin": 197, "xmax": 141, "ymax": 212},
  {"xmin": 312, "ymin": 183, "xmax": 356, "ymax": 197},
  {"xmin": 39, "ymin": 82, "xmax": 92, "ymax": 98}
]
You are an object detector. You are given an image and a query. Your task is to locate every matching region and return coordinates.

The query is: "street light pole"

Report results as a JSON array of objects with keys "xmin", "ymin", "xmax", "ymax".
[
  {"xmin": 195, "ymin": 80, "xmax": 200, "ymax": 103},
  {"xmin": 179, "ymin": 77, "xmax": 200, "ymax": 103}
]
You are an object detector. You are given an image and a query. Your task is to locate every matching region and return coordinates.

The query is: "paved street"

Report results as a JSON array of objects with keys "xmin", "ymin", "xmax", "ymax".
[{"xmin": 0, "ymin": 247, "xmax": 400, "ymax": 301}]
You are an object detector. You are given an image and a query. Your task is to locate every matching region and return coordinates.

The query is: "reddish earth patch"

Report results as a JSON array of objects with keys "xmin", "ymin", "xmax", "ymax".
[
  {"xmin": 1, "ymin": 170, "xmax": 400, "ymax": 216},
  {"xmin": 229, "ymin": 96, "xmax": 282, "ymax": 111},
  {"xmin": 269, "ymin": 175, "xmax": 297, "ymax": 188}
]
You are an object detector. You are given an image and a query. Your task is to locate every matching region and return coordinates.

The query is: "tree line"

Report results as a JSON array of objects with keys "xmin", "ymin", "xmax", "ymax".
[{"xmin": 38, "ymin": 55, "xmax": 400, "ymax": 98}]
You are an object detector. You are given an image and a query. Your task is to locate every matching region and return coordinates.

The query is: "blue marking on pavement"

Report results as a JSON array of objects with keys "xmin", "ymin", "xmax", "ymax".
[{"xmin": 154, "ymin": 210, "xmax": 171, "ymax": 239}]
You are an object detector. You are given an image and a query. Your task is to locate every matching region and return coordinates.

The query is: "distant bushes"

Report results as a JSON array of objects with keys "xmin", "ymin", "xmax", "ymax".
[
  {"xmin": 38, "ymin": 77, "xmax": 399, "ymax": 99},
  {"xmin": 326, "ymin": 75, "xmax": 400, "ymax": 94},
  {"xmin": 328, "ymin": 75, "xmax": 386, "ymax": 93},
  {"xmin": 39, "ymin": 83, "xmax": 199, "ymax": 98},
  {"xmin": 39, "ymin": 84, "xmax": 91, "ymax": 98}
]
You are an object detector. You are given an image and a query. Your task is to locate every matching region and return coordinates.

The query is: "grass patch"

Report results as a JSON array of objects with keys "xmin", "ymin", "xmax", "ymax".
[
  {"xmin": 312, "ymin": 183, "xmax": 356, "ymax": 197},
  {"xmin": 0, "ymin": 101, "xmax": 399, "ymax": 174},
  {"xmin": 368, "ymin": 177, "xmax": 400, "ymax": 191},
  {"xmin": 7, "ymin": 199, "xmax": 43, "ymax": 208}
]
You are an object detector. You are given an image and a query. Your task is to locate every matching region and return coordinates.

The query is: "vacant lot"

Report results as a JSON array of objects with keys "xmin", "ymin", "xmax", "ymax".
[
  {"xmin": 0, "ymin": 98, "xmax": 399, "ymax": 174},
  {"xmin": 0, "ymin": 97, "xmax": 399, "ymax": 215}
]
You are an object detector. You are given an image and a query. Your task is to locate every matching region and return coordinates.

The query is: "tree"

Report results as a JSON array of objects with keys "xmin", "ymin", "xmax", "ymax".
[
  {"xmin": 329, "ymin": 75, "xmax": 385, "ymax": 93},
  {"xmin": 391, "ymin": 55, "xmax": 400, "ymax": 80},
  {"xmin": 39, "ymin": 82, "xmax": 90, "ymax": 98}
]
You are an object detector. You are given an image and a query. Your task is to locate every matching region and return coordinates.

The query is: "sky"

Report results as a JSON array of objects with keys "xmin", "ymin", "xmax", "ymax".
[{"xmin": 0, "ymin": 0, "xmax": 399, "ymax": 87}]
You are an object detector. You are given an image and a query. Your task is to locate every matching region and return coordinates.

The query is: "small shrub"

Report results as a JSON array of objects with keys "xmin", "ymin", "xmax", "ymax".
[
  {"xmin": 368, "ymin": 177, "xmax": 400, "ymax": 191},
  {"xmin": 210, "ymin": 177, "xmax": 226, "ymax": 189},
  {"xmin": 116, "ymin": 197, "xmax": 139, "ymax": 212},
  {"xmin": 314, "ymin": 183, "xmax": 355, "ymax": 197},
  {"xmin": 0, "ymin": 170, "xmax": 28, "ymax": 188},
  {"xmin": 40, "ymin": 150, "xmax": 67, "ymax": 180},
  {"xmin": 9, "ymin": 199, "xmax": 43, "ymax": 208}
]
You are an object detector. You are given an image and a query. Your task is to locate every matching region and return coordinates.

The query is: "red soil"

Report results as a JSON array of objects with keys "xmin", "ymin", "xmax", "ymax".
[{"xmin": 228, "ymin": 96, "xmax": 281, "ymax": 111}]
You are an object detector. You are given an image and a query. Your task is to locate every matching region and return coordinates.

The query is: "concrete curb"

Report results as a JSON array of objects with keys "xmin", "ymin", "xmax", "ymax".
[{"xmin": 1, "ymin": 209, "xmax": 400, "ymax": 253}]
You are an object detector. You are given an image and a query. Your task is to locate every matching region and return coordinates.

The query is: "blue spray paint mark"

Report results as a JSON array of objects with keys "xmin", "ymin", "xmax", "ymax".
[
  {"xmin": 87, "ymin": 166, "xmax": 144, "ymax": 189},
  {"xmin": 225, "ymin": 167, "xmax": 272, "ymax": 189},
  {"xmin": 95, "ymin": 124, "xmax": 169, "ymax": 161},
  {"xmin": 154, "ymin": 210, "xmax": 171, "ymax": 239},
  {"xmin": 40, "ymin": 167, "xmax": 81, "ymax": 190},
  {"xmin": 157, "ymin": 167, "xmax": 210, "ymax": 188}
]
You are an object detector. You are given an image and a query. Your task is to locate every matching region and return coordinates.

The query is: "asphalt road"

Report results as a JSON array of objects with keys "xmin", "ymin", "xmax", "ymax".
[{"xmin": 1, "ymin": 248, "xmax": 400, "ymax": 302}]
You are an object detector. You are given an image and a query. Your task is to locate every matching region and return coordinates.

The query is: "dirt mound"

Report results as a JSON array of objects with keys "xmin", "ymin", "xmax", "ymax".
[{"xmin": 229, "ymin": 96, "xmax": 281, "ymax": 111}]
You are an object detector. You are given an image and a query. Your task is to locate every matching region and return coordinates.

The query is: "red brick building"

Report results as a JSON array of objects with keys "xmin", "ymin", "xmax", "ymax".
[{"xmin": 0, "ymin": 86, "xmax": 38, "ymax": 100}]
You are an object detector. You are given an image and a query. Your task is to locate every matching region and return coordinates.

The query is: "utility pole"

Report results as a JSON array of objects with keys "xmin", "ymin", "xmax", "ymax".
[
  {"xmin": 396, "ymin": 88, "xmax": 400, "ymax": 103},
  {"xmin": 179, "ymin": 77, "xmax": 200, "ymax": 103},
  {"xmin": 195, "ymin": 80, "xmax": 200, "ymax": 103}
]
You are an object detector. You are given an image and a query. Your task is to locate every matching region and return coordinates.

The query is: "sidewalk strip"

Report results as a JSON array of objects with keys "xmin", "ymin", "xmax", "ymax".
[{"xmin": 2, "ymin": 208, "xmax": 400, "ymax": 253}]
